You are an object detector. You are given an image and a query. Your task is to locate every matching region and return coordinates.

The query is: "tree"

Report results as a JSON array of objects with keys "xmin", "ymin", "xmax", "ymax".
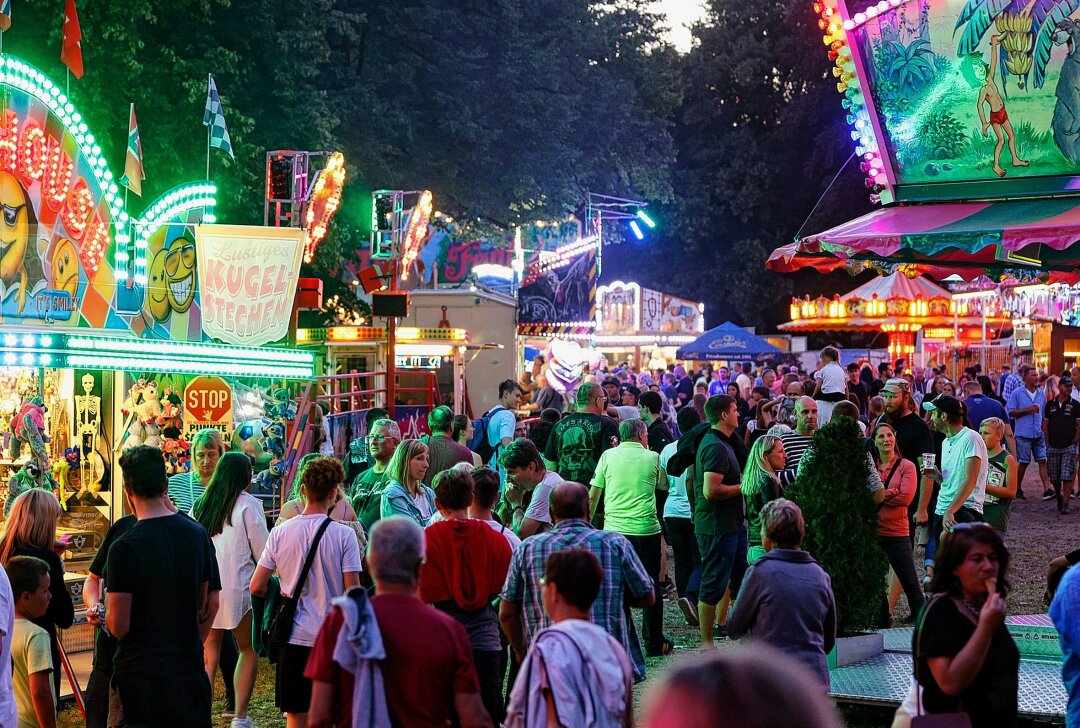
[{"xmin": 786, "ymin": 416, "xmax": 888, "ymax": 635}]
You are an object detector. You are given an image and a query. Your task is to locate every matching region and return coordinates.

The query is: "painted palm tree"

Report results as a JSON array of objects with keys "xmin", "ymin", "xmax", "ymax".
[
  {"xmin": 955, "ymin": 0, "xmax": 1080, "ymax": 88},
  {"xmin": 887, "ymin": 38, "xmax": 937, "ymax": 88}
]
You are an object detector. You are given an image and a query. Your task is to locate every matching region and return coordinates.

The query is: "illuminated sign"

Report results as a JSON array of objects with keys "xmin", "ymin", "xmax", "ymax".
[
  {"xmin": 302, "ymin": 151, "xmax": 345, "ymax": 263},
  {"xmin": 399, "ymin": 190, "xmax": 433, "ymax": 281},
  {"xmin": 195, "ymin": 224, "xmax": 305, "ymax": 347},
  {"xmin": 395, "ymin": 354, "xmax": 443, "ymax": 370}
]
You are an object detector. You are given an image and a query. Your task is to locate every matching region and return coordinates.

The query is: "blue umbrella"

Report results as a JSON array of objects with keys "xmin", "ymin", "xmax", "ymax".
[{"xmin": 675, "ymin": 321, "xmax": 782, "ymax": 362}]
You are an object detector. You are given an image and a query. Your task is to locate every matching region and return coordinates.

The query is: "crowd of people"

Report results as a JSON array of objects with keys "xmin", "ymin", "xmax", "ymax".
[{"xmin": 4, "ymin": 353, "xmax": 1080, "ymax": 726}]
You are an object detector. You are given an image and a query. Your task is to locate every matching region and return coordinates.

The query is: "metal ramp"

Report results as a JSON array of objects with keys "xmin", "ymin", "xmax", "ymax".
[{"xmin": 829, "ymin": 614, "xmax": 1068, "ymax": 722}]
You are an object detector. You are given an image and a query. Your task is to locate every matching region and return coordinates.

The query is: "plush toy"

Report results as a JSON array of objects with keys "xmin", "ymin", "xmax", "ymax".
[
  {"xmin": 4, "ymin": 461, "xmax": 59, "ymax": 516},
  {"xmin": 122, "ymin": 419, "xmax": 145, "ymax": 451},
  {"xmin": 163, "ymin": 437, "xmax": 191, "ymax": 475},
  {"xmin": 262, "ymin": 422, "xmax": 286, "ymax": 459},
  {"xmin": 158, "ymin": 389, "xmax": 184, "ymax": 439},
  {"xmin": 120, "ymin": 379, "xmax": 146, "ymax": 418},
  {"xmin": 135, "ymin": 381, "xmax": 163, "ymax": 448},
  {"xmin": 253, "ymin": 458, "xmax": 286, "ymax": 497},
  {"xmin": 265, "ymin": 388, "xmax": 293, "ymax": 423},
  {"xmin": 10, "ymin": 398, "xmax": 50, "ymax": 482}
]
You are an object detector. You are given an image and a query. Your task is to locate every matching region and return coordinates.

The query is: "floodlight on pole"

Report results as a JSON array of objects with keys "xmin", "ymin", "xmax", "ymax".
[
  {"xmin": 629, "ymin": 221, "xmax": 645, "ymax": 240},
  {"xmin": 636, "ymin": 209, "xmax": 656, "ymax": 228}
]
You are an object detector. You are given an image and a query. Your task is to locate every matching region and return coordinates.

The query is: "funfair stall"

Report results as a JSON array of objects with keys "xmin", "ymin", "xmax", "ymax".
[
  {"xmin": 594, "ymin": 280, "xmax": 703, "ymax": 369},
  {"xmin": 767, "ymin": 0, "xmax": 1080, "ymax": 717}
]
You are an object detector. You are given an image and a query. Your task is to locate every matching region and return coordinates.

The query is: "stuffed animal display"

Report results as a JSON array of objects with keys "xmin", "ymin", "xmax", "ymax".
[{"xmin": 253, "ymin": 458, "xmax": 285, "ymax": 498}]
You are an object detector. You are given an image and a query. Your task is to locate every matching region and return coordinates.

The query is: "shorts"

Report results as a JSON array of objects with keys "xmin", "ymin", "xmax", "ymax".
[
  {"xmin": 1016, "ymin": 435, "xmax": 1047, "ymax": 464},
  {"xmin": 275, "ymin": 642, "xmax": 314, "ymax": 715},
  {"xmin": 1048, "ymin": 444, "xmax": 1078, "ymax": 482},
  {"xmin": 697, "ymin": 529, "xmax": 748, "ymax": 605}
]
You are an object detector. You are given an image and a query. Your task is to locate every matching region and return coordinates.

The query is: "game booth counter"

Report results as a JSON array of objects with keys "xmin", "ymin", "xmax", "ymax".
[
  {"xmin": 0, "ymin": 54, "xmax": 318, "ymax": 680},
  {"xmin": 764, "ymin": 0, "xmax": 1080, "ymax": 717}
]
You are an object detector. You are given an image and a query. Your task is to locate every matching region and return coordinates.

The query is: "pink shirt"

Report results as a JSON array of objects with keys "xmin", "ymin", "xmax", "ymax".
[{"xmin": 877, "ymin": 457, "xmax": 917, "ymax": 538}]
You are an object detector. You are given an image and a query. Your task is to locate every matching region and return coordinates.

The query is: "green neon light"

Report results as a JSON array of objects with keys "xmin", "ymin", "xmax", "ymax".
[
  {"xmin": 131, "ymin": 182, "xmax": 218, "ymax": 285},
  {"xmin": 63, "ymin": 354, "xmax": 312, "ymax": 378},
  {"xmin": 63, "ymin": 334, "xmax": 312, "ymax": 365}
]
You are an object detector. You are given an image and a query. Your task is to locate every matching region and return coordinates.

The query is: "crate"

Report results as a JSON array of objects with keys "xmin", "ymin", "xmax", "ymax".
[{"xmin": 59, "ymin": 621, "xmax": 94, "ymax": 654}]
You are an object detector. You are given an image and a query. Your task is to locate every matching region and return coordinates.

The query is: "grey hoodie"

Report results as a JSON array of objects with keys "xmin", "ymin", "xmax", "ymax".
[{"xmin": 727, "ymin": 548, "xmax": 838, "ymax": 687}]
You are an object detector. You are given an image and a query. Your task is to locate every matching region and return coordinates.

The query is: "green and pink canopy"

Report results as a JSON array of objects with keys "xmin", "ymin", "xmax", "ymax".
[{"xmin": 768, "ymin": 198, "xmax": 1080, "ymax": 282}]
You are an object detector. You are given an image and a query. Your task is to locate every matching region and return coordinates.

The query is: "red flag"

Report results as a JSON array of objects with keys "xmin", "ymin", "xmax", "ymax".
[{"xmin": 60, "ymin": 0, "xmax": 83, "ymax": 78}]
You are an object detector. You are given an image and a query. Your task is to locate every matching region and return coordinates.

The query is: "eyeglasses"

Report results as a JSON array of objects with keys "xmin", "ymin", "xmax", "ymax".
[{"xmin": 367, "ymin": 434, "xmax": 389, "ymax": 442}]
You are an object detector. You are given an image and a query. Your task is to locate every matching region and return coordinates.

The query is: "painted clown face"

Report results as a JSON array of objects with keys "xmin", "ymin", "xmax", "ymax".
[
  {"xmin": 50, "ymin": 238, "xmax": 79, "ymax": 297},
  {"xmin": 0, "ymin": 173, "xmax": 31, "ymax": 278},
  {"xmin": 165, "ymin": 237, "xmax": 196, "ymax": 313}
]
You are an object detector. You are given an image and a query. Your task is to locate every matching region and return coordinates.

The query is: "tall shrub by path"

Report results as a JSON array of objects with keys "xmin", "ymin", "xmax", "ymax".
[{"xmin": 786, "ymin": 416, "xmax": 888, "ymax": 635}]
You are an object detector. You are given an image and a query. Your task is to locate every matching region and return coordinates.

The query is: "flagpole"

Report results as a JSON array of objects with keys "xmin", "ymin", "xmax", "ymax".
[{"xmin": 205, "ymin": 73, "xmax": 211, "ymax": 181}]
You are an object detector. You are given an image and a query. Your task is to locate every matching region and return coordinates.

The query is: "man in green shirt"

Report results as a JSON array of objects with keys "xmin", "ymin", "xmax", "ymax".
[
  {"xmin": 349, "ymin": 418, "xmax": 400, "ymax": 531},
  {"xmin": 589, "ymin": 418, "xmax": 671, "ymax": 656}
]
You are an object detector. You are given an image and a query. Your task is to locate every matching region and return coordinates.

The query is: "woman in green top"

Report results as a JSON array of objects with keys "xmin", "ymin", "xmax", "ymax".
[
  {"xmin": 742, "ymin": 434, "xmax": 787, "ymax": 564},
  {"xmin": 979, "ymin": 416, "xmax": 1017, "ymax": 539}
]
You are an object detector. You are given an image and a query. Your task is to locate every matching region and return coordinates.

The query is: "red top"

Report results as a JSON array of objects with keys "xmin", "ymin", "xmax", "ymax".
[
  {"xmin": 305, "ymin": 593, "xmax": 480, "ymax": 728},
  {"xmin": 877, "ymin": 457, "xmax": 918, "ymax": 538},
  {"xmin": 419, "ymin": 518, "xmax": 512, "ymax": 610}
]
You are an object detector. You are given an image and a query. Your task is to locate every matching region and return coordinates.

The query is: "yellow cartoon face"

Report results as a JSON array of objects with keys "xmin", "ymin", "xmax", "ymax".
[
  {"xmin": 147, "ymin": 247, "xmax": 170, "ymax": 322},
  {"xmin": 49, "ymin": 238, "xmax": 79, "ymax": 297},
  {"xmin": 0, "ymin": 173, "xmax": 30, "ymax": 279},
  {"xmin": 165, "ymin": 237, "xmax": 195, "ymax": 313}
]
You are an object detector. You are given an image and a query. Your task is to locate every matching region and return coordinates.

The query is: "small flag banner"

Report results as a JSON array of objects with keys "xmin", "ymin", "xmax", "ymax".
[
  {"xmin": 202, "ymin": 74, "xmax": 234, "ymax": 159},
  {"xmin": 0, "ymin": 0, "xmax": 12, "ymax": 31},
  {"xmin": 60, "ymin": 0, "xmax": 83, "ymax": 78},
  {"xmin": 120, "ymin": 103, "xmax": 145, "ymax": 196}
]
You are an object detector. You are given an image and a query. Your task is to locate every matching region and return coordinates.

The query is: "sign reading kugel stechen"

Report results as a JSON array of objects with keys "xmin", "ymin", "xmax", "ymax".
[
  {"xmin": 194, "ymin": 224, "xmax": 305, "ymax": 347},
  {"xmin": 182, "ymin": 375, "xmax": 233, "ymax": 439}
]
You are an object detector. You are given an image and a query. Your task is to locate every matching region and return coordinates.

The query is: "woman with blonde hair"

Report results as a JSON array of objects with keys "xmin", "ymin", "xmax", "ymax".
[
  {"xmin": 380, "ymin": 439, "xmax": 436, "ymax": 526},
  {"xmin": 0, "ymin": 489, "xmax": 74, "ymax": 698},
  {"xmin": 741, "ymin": 434, "xmax": 787, "ymax": 564}
]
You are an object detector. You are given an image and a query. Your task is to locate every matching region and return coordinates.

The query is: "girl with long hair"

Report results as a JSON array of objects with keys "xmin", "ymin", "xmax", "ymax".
[
  {"xmin": 192, "ymin": 453, "xmax": 268, "ymax": 726},
  {"xmin": 742, "ymin": 435, "xmax": 787, "ymax": 564},
  {"xmin": 380, "ymin": 439, "xmax": 436, "ymax": 526},
  {"xmin": 871, "ymin": 422, "xmax": 924, "ymax": 627},
  {"xmin": 0, "ymin": 489, "xmax": 74, "ymax": 699}
]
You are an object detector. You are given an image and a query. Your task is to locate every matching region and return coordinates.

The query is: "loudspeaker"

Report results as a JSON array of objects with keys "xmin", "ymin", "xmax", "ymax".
[{"xmin": 372, "ymin": 291, "xmax": 409, "ymax": 318}]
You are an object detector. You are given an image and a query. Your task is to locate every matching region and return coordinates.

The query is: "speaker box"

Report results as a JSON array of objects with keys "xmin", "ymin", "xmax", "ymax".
[{"xmin": 372, "ymin": 291, "xmax": 409, "ymax": 318}]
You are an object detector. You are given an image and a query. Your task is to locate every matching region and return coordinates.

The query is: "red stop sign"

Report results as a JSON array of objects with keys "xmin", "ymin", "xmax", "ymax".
[{"xmin": 184, "ymin": 376, "xmax": 233, "ymax": 421}]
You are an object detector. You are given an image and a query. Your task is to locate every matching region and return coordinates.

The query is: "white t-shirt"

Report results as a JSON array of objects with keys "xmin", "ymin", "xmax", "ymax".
[
  {"xmin": 480, "ymin": 518, "xmax": 522, "ymax": 551},
  {"xmin": 0, "ymin": 566, "xmax": 16, "ymax": 728},
  {"xmin": 524, "ymin": 471, "xmax": 564, "ymax": 527},
  {"xmin": 258, "ymin": 514, "xmax": 363, "ymax": 646},
  {"xmin": 660, "ymin": 440, "xmax": 691, "ymax": 519},
  {"xmin": 816, "ymin": 361, "xmax": 847, "ymax": 395},
  {"xmin": 937, "ymin": 426, "xmax": 989, "ymax": 516},
  {"xmin": 614, "ymin": 405, "xmax": 639, "ymax": 422}
]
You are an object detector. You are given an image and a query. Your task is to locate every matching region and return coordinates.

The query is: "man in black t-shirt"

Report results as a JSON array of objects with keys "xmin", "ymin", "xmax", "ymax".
[
  {"xmin": 106, "ymin": 445, "xmax": 220, "ymax": 728},
  {"xmin": 692, "ymin": 395, "xmax": 748, "ymax": 648},
  {"xmin": 1043, "ymin": 376, "xmax": 1080, "ymax": 514},
  {"xmin": 544, "ymin": 382, "xmax": 619, "ymax": 527},
  {"xmin": 880, "ymin": 377, "xmax": 935, "ymax": 532},
  {"xmin": 638, "ymin": 391, "xmax": 674, "ymax": 454}
]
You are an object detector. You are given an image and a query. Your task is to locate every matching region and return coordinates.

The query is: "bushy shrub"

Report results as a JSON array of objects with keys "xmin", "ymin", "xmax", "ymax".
[{"xmin": 786, "ymin": 415, "xmax": 888, "ymax": 635}]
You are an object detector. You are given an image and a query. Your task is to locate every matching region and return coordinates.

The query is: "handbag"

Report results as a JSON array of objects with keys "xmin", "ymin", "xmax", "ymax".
[
  {"xmin": 266, "ymin": 517, "xmax": 333, "ymax": 657},
  {"xmin": 911, "ymin": 596, "xmax": 973, "ymax": 728}
]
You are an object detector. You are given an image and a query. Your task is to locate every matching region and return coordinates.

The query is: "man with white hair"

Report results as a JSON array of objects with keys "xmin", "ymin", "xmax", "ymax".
[
  {"xmin": 349, "ymin": 418, "xmax": 400, "ymax": 532},
  {"xmin": 306, "ymin": 517, "xmax": 492, "ymax": 727}
]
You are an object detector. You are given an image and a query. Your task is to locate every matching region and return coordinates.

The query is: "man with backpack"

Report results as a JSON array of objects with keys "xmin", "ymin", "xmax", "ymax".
[{"xmin": 472, "ymin": 380, "xmax": 521, "ymax": 488}]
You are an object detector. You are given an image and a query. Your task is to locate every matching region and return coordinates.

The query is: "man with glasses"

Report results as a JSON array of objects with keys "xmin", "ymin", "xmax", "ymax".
[
  {"xmin": 349, "ymin": 418, "xmax": 401, "ymax": 531},
  {"xmin": 543, "ymin": 382, "xmax": 620, "ymax": 528}
]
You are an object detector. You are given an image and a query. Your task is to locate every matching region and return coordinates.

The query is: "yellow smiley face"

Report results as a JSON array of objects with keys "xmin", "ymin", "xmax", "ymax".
[
  {"xmin": 164, "ymin": 237, "xmax": 196, "ymax": 313},
  {"xmin": 0, "ymin": 172, "xmax": 30, "ymax": 279},
  {"xmin": 49, "ymin": 238, "xmax": 79, "ymax": 297},
  {"xmin": 147, "ymin": 247, "xmax": 170, "ymax": 322}
]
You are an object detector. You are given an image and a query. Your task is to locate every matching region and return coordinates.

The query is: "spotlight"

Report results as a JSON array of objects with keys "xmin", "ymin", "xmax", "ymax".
[
  {"xmin": 636, "ymin": 209, "xmax": 656, "ymax": 228},
  {"xmin": 629, "ymin": 221, "xmax": 645, "ymax": 240}
]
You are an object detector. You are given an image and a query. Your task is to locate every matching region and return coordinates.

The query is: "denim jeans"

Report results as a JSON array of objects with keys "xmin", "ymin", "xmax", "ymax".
[{"xmin": 664, "ymin": 516, "xmax": 701, "ymax": 602}]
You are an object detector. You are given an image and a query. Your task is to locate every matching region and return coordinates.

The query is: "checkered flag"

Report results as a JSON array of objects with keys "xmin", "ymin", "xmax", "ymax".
[{"xmin": 202, "ymin": 73, "xmax": 234, "ymax": 160}]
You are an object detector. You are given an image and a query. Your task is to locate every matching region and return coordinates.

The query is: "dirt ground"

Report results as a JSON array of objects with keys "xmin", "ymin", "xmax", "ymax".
[{"xmin": 60, "ymin": 468, "xmax": 1071, "ymax": 727}]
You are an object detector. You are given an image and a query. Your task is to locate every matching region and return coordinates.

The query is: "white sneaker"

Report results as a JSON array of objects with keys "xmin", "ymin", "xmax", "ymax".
[{"xmin": 231, "ymin": 717, "xmax": 256, "ymax": 728}]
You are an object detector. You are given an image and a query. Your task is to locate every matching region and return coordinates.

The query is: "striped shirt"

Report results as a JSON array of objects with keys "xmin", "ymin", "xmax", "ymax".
[
  {"xmin": 168, "ymin": 472, "xmax": 206, "ymax": 514},
  {"xmin": 500, "ymin": 519, "xmax": 653, "ymax": 681},
  {"xmin": 778, "ymin": 432, "xmax": 814, "ymax": 485}
]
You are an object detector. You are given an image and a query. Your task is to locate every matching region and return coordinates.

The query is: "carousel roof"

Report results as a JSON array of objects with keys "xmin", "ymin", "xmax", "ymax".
[{"xmin": 841, "ymin": 272, "xmax": 950, "ymax": 302}]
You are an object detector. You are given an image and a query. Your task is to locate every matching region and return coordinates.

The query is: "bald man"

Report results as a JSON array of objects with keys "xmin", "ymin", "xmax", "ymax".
[
  {"xmin": 779, "ymin": 397, "xmax": 819, "ymax": 486},
  {"xmin": 499, "ymin": 481, "xmax": 655, "ymax": 682}
]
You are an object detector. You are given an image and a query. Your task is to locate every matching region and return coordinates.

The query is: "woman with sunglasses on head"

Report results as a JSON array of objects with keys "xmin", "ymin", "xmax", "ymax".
[{"xmin": 910, "ymin": 523, "xmax": 1018, "ymax": 728}]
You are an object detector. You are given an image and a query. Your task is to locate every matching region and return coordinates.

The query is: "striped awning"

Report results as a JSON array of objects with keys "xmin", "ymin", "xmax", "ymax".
[{"xmin": 768, "ymin": 198, "xmax": 1080, "ymax": 280}]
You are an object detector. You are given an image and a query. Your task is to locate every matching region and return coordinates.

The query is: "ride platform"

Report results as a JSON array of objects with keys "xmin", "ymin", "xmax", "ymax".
[{"xmin": 829, "ymin": 614, "xmax": 1067, "ymax": 723}]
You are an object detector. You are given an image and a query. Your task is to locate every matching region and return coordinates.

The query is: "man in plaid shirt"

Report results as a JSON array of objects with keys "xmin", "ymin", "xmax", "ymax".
[{"xmin": 499, "ymin": 481, "xmax": 656, "ymax": 681}]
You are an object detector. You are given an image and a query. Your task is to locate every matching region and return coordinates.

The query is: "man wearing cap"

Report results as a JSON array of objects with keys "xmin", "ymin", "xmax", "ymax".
[
  {"xmin": 1043, "ymin": 376, "xmax": 1080, "ymax": 515},
  {"xmin": 1007, "ymin": 365, "xmax": 1052, "ymax": 500},
  {"xmin": 917, "ymin": 395, "xmax": 989, "ymax": 566}
]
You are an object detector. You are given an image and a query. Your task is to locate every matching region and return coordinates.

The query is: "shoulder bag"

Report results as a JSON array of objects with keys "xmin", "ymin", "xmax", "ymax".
[
  {"xmin": 266, "ymin": 516, "xmax": 333, "ymax": 658},
  {"xmin": 910, "ymin": 595, "xmax": 973, "ymax": 728}
]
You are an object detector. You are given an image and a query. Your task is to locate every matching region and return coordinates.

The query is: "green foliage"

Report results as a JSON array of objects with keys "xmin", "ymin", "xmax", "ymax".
[
  {"xmin": 885, "ymin": 39, "xmax": 935, "ymax": 90},
  {"xmin": 917, "ymin": 109, "xmax": 968, "ymax": 160},
  {"xmin": 786, "ymin": 416, "xmax": 888, "ymax": 635}
]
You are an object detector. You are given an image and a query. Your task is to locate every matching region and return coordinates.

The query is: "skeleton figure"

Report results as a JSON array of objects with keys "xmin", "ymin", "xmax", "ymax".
[{"xmin": 74, "ymin": 373, "xmax": 102, "ymax": 493}]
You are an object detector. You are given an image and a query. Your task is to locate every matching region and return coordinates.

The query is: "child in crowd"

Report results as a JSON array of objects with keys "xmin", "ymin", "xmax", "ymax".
[
  {"xmin": 813, "ymin": 346, "xmax": 847, "ymax": 425},
  {"xmin": 7, "ymin": 555, "xmax": 55, "ymax": 728}
]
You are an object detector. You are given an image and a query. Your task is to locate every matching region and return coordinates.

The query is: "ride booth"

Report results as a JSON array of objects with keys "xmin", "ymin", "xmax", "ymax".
[{"xmin": 0, "ymin": 55, "xmax": 315, "ymax": 686}]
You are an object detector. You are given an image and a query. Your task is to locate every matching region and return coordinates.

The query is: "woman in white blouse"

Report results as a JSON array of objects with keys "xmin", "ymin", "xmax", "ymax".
[{"xmin": 192, "ymin": 452, "xmax": 269, "ymax": 728}]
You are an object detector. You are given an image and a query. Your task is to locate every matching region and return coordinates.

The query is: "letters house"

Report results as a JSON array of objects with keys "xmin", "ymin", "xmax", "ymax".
[{"xmin": 0, "ymin": 54, "xmax": 315, "ymax": 676}]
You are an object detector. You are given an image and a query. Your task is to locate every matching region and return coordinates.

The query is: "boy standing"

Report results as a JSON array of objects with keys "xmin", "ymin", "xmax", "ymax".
[{"xmin": 7, "ymin": 555, "xmax": 54, "ymax": 728}]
